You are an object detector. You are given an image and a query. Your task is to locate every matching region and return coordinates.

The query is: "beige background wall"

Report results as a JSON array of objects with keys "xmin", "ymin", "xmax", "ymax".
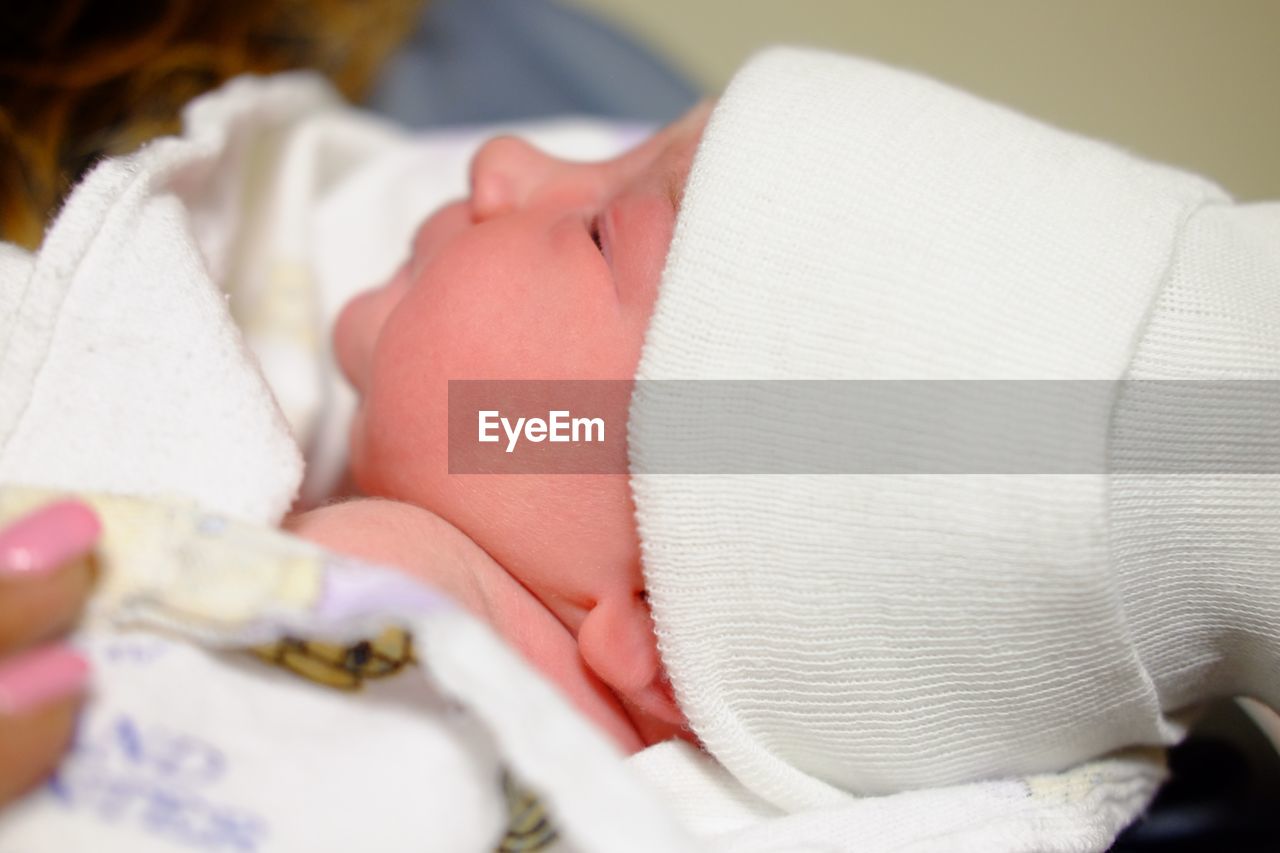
[{"xmin": 567, "ymin": 0, "xmax": 1280, "ymax": 200}]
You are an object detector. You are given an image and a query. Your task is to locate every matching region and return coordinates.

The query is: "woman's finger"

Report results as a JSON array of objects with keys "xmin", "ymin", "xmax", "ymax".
[
  {"xmin": 0, "ymin": 501, "xmax": 100, "ymax": 654},
  {"xmin": 0, "ymin": 644, "xmax": 89, "ymax": 806}
]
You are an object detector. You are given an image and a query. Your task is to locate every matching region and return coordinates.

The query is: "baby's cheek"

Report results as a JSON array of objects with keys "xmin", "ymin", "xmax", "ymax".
[{"xmin": 354, "ymin": 378, "xmax": 448, "ymax": 503}]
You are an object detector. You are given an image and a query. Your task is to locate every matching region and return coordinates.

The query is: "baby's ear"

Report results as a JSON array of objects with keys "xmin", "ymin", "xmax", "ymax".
[{"xmin": 577, "ymin": 592, "xmax": 684, "ymax": 727}]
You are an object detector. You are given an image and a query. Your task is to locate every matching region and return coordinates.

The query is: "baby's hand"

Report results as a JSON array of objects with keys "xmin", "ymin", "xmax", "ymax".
[{"xmin": 0, "ymin": 500, "xmax": 97, "ymax": 807}]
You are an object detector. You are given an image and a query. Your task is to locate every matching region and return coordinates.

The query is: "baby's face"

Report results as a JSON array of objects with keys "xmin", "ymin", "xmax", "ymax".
[{"xmin": 333, "ymin": 105, "xmax": 709, "ymax": 733}]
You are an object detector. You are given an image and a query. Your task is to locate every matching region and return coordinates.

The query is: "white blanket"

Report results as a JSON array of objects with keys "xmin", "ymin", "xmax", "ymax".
[{"xmin": 0, "ymin": 72, "xmax": 1165, "ymax": 851}]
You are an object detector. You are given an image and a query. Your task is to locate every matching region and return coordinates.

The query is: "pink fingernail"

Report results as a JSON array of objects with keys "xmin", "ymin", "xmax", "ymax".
[
  {"xmin": 0, "ymin": 500, "xmax": 101, "ymax": 578},
  {"xmin": 0, "ymin": 645, "xmax": 90, "ymax": 715}
]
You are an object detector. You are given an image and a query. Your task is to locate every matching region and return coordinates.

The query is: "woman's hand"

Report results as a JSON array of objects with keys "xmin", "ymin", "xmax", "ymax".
[{"xmin": 0, "ymin": 500, "xmax": 98, "ymax": 807}]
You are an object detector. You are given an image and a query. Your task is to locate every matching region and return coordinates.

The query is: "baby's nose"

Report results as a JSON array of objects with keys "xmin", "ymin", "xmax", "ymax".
[{"xmin": 467, "ymin": 136, "xmax": 561, "ymax": 220}]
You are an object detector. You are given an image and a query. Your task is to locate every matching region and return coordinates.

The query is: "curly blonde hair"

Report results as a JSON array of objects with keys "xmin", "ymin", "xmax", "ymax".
[{"xmin": 0, "ymin": 0, "xmax": 423, "ymax": 248}]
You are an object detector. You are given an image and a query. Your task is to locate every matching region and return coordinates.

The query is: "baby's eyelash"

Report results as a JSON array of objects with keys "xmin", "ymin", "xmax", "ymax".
[{"xmin": 588, "ymin": 215, "xmax": 604, "ymax": 254}]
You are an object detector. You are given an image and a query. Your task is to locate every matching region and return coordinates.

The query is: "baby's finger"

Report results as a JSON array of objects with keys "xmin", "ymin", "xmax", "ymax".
[
  {"xmin": 0, "ymin": 644, "xmax": 90, "ymax": 806},
  {"xmin": 0, "ymin": 501, "xmax": 100, "ymax": 654}
]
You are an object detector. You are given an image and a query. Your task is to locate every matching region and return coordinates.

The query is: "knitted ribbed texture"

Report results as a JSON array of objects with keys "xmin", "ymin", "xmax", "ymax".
[
  {"xmin": 1112, "ymin": 203, "xmax": 1280, "ymax": 715},
  {"xmin": 630, "ymin": 47, "xmax": 1278, "ymax": 811}
]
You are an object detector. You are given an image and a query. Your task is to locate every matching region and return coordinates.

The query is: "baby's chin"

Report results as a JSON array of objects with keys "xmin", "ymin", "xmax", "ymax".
[{"xmin": 344, "ymin": 405, "xmax": 374, "ymax": 495}]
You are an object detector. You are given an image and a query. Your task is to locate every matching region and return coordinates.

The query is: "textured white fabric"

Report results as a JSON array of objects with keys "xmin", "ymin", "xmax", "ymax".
[
  {"xmin": 629, "ymin": 740, "xmax": 1165, "ymax": 853},
  {"xmin": 0, "ymin": 75, "xmax": 340, "ymax": 524},
  {"xmin": 1112, "ymin": 203, "xmax": 1280, "ymax": 713},
  {"xmin": 631, "ymin": 44, "xmax": 1280, "ymax": 837}
]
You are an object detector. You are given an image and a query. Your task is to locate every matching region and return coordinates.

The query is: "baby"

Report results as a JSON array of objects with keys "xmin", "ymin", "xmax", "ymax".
[
  {"xmin": 289, "ymin": 45, "xmax": 1280, "ymax": 810},
  {"xmin": 288, "ymin": 101, "xmax": 711, "ymax": 752}
]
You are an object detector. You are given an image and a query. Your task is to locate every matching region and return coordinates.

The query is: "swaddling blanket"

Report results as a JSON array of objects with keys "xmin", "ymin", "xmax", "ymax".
[
  {"xmin": 0, "ymin": 71, "xmax": 1166, "ymax": 851},
  {"xmin": 0, "ymin": 486, "xmax": 693, "ymax": 852}
]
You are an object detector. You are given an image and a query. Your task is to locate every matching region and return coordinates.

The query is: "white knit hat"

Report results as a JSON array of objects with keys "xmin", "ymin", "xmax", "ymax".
[{"xmin": 629, "ymin": 47, "xmax": 1280, "ymax": 811}]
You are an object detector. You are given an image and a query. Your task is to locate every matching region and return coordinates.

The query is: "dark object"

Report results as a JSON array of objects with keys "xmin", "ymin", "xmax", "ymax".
[
  {"xmin": 0, "ymin": 0, "xmax": 424, "ymax": 248},
  {"xmin": 369, "ymin": 0, "xmax": 701, "ymax": 128},
  {"xmin": 1112, "ymin": 700, "xmax": 1280, "ymax": 852}
]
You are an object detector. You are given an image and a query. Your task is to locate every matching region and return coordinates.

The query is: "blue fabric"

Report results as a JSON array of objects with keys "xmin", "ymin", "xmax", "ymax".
[{"xmin": 368, "ymin": 0, "xmax": 701, "ymax": 127}]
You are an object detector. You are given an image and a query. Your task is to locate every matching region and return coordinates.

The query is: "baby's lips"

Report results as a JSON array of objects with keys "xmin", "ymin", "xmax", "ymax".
[
  {"xmin": 334, "ymin": 277, "xmax": 405, "ymax": 394},
  {"xmin": 333, "ymin": 292, "xmax": 371, "ymax": 392}
]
